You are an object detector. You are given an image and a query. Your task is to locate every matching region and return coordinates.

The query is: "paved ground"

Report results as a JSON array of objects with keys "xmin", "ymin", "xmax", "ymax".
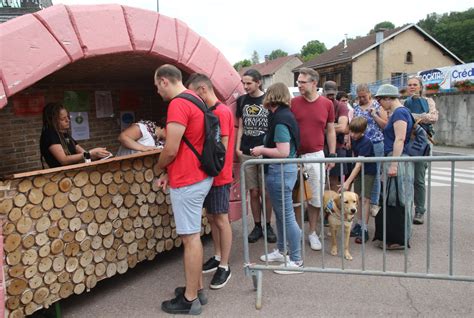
[
  {"xmin": 58, "ymin": 149, "xmax": 473, "ymax": 317},
  {"xmin": 432, "ymin": 145, "xmax": 473, "ymax": 156}
]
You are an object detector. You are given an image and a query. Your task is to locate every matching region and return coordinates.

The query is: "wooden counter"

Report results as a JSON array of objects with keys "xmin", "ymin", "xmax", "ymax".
[{"xmin": 0, "ymin": 150, "xmax": 211, "ymax": 317}]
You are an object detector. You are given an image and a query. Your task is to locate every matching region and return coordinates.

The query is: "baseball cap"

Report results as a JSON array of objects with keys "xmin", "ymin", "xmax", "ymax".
[{"xmin": 323, "ymin": 81, "xmax": 337, "ymax": 95}]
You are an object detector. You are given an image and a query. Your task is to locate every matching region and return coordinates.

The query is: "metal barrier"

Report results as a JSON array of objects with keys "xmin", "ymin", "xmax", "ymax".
[{"xmin": 240, "ymin": 155, "xmax": 474, "ymax": 309}]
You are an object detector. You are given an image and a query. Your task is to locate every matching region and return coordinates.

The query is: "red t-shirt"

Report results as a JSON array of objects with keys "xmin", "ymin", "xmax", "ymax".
[
  {"xmin": 166, "ymin": 90, "xmax": 208, "ymax": 188},
  {"xmin": 332, "ymin": 99, "xmax": 349, "ymax": 148},
  {"xmin": 291, "ymin": 95, "xmax": 335, "ymax": 154},
  {"xmin": 212, "ymin": 102, "xmax": 235, "ymax": 186}
]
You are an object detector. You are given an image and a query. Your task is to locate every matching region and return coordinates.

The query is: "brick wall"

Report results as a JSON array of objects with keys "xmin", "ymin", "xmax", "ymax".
[{"xmin": 0, "ymin": 81, "xmax": 167, "ymax": 177}]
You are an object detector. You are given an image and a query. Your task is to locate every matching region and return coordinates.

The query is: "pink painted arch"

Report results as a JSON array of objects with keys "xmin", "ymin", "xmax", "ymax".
[
  {"xmin": 0, "ymin": 4, "xmax": 243, "ymax": 110},
  {"xmin": 0, "ymin": 4, "xmax": 245, "ymax": 221}
]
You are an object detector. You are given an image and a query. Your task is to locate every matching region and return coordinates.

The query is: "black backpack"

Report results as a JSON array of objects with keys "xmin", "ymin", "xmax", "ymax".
[
  {"xmin": 407, "ymin": 114, "xmax": 432, "ymax": 157},
  {"xmin": 174, "ymin": 92, "xmax": 226, "ymax": 177}
]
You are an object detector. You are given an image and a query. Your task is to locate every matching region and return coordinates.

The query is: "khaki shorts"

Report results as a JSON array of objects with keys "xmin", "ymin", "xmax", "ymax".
[
  {"xmin": 354, "ymin": 174, "xmax": 375, "ymax": 199},
  {"xmin": 239, "ymin": 153, "xmax": 263, "ymax": 191}
]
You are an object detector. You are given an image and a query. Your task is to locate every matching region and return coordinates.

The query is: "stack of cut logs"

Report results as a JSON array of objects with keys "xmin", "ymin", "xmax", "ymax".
[{"xmin": 0, "ymin": 155, "xmax": 211, "ymax": 317}]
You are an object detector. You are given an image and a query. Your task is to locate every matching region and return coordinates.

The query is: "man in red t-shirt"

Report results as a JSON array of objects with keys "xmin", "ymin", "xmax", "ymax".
[
  {"xmin": 291, "ymin": 67, "xmax": 336, "ymax": 252},
  {"xmin": 186, "ymin": 73, "xmax": 235, "ymax": 291},
  {"xmin": 155, "ymin": 65, "xmax": 213, "ymax": 315}
]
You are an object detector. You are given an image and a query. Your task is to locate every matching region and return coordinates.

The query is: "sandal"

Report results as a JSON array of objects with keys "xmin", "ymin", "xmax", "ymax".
[
  {"xmin": 375, "ymin": 242, "xmax": 405, "ymax": 250},
  {"xmin": 386, "ymin": 243, "xmax": 405, "ymax": 250}
]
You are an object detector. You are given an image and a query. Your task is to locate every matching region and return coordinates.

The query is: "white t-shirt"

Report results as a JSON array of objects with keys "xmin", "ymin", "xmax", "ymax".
[{"xmin": 117, "ymin": 123, "xmax": 156, "ymax": 156}]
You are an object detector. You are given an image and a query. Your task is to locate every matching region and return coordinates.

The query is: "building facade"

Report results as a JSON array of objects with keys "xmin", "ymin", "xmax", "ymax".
[
  {"xmin": 241, "ymin": 54, "xmax": 303, "ymax": 90},
  {"xmin": 294, "ymin": 24, "xmax": 463, "ymax": 94}
]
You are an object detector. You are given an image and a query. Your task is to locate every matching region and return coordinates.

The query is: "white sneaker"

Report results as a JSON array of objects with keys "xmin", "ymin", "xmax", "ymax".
[
  {"xmin": 260, "ymin": 249, "xmax": 288, "ymax": 262},
  {"xmin": 274, "ymin": 260, "xmax": 303, "ymax": 275},
  {"xmin": 370, "ymin": 204, "xmax": 381, "ymax": 217},
  {"xmin": 308, "ymin": 233, "xmax": 322, "ymax": 251}
]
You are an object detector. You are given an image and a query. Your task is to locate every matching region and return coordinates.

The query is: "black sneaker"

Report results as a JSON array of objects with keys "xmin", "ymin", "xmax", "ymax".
[
  {"xmin": 350, "ymin": 224, "xmax": 362, "ymax": 237},
  {"xmin": 174, "ymin": 287, "xmax": 208, "ymax": 305},
  {"xmin": 161, "ymin": 293, "xmax": 202, "ymax": 315},
  {"xmin": 202, "ymin": 256, "xmax": 220, "ymax": 273},
  {"xmin": 209, "ymin": 267, "xmax": 231, "ymax": 290},
  {"xmin": 248, "ymin": 225, "xmax": 263, "ymax": 243},
  {"xmin": 355, "ymin": 230, "xmax": 369, "ymax": 244},
  {"xmin": 265, "ymin": 224, "xmax": 277, "ymax": 243}
]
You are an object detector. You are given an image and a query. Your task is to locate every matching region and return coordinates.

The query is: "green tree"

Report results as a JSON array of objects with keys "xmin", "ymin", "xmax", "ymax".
[
  {"xmin": 418, "ymin": 8, "xmax": 474, "ymax": 62},
  {"xmin": 233, "ymin": 59, "xmax": 252, "ymax": 71},
  {"xmin": 369, "ymin": 21, "xmax": 396, "ymax": 34},
  {"xmin": 300, "ymin": 40, "xmax": 327, "ymax": 62},
  {"xmin": 251, "ymin": 50, "xmax": 260, "ymax": 64},
  {"xmin": 268, "ymin": 49, "xmax": 288, "ymax": 60}
]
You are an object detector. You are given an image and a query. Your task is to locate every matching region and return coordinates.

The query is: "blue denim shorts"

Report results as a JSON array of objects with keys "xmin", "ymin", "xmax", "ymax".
[
  {"xmin": 170, "ymin": 177, "xmax": 213, "ymax": 235},
  {"xmin": 204, "ymin": 183, "xmax": 231, "ymax": 214}
]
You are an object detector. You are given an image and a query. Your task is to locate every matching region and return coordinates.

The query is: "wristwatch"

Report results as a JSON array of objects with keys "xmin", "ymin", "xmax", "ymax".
[
  {"xmin": 328, "ymin": 153, "xmax": 337, "ymax": 158},
  {"xmin": 83, "ymin": 151, "xmax": 91, "ymax": 163}
]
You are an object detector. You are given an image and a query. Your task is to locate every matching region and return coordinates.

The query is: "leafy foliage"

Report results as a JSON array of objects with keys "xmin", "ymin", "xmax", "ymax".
[
  {"xmin": 417, "ymin": 9, "xmax": 474, "ymax": 62},
  {"xmin": 300, "ymin": 40, "xmax": 327, "ymax": 62},
  {"xmin": 251, "ymin": 50, "xmax": 260, "ymax": 64},
  {"xmin": 369, "ymin": 21, "xmax": 396, "ymax": 34},
  {"xmin": 268, "ymin": 49, "xmax": 288, "ymax": 60},
  {"xmin": 233, "ymin": 59, "xmax": 252, "ymax": 71}
]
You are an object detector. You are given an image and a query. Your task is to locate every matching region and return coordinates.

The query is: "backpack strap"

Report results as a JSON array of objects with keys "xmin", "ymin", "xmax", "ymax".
[
  {"xmin": 172, "ymin": 92, "xmax": 208, "ymax": 160},
  {"xmin": 409, "ymin": 112, "xmax": 435, "ymax": 145},
  {"xmin": 208, "ymin": 101, "xmax": 221, "ymax": 112}
]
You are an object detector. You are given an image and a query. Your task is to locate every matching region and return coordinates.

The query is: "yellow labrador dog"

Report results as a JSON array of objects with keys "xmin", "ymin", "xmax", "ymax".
[{"xmin": 323, "ymin": 190, "xmax": 359, "ymax": 260}]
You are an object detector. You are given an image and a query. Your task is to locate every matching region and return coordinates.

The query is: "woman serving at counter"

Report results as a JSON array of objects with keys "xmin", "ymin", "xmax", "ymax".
[{"xmin": 40, "ymin": 102, "xmax": 111, "ymax": 168}]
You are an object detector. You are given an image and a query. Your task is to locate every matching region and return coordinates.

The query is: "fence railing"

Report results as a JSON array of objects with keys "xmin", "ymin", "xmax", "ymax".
[
  {"xmin": 350, "ymin": 73, "xmax": 417, "ymax": 96},
  {"xmin": 240, "ymin": 155, "xmax": 474, "ymax": 309}
]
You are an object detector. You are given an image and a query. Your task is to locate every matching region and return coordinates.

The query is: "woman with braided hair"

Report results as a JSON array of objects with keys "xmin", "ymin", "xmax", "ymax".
[{"xmin": 40, "ymin": 102, "xmax": 111, "ymax": 168}]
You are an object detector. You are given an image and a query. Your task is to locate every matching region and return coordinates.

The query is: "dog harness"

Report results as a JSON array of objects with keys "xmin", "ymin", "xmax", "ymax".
[{"xmin": 325, "ymin": 199, "xmax": 336, "ymax": 215}]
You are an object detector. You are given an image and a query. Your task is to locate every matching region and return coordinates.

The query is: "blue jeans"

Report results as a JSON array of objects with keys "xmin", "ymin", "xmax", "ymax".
[
  {"xmin": 371, "ymin": 141, "xmax": 384, "ymax": 205},
  {"xmin": 265, "ymin": 163, "xmax": 301, "ymax": 262}
]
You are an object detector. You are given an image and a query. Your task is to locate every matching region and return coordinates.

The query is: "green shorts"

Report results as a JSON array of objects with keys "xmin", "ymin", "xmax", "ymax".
[{"xmin": 354, "ymin": 174, "xmax": 375, "ymax": 199}]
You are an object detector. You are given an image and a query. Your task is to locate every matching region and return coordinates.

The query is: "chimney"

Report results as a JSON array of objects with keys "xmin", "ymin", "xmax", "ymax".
[
  {"xmin": 375, "ymin": 28, "xmax": 386, "ymax": 81},
  {"xmin": 264, "ymin": 55, "xmax": 269, "ymax": 63},
  {"xmin": 375, "ymin": 28, "xmax": 386, "ymax": 43},
  {"xmin": 344, "ymin": 33, "xmax": 348, "ymax": 49}
]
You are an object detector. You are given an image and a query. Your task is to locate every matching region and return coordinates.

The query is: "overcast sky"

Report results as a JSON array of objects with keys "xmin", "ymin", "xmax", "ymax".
[{"xmin": 54, "ymin": 0, "xmax": 471, "ymax": 64}]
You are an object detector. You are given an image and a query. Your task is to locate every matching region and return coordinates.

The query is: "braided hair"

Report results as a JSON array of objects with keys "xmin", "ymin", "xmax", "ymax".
[{"xmin": 42, "ymin": 102, "xmax": 73, "ymax": 155}]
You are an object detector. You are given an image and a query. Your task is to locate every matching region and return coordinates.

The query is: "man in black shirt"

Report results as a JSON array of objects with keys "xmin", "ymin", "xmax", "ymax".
[{"xmin": 236, "ymin": 69, "xmax": 276, "ymax": 243}]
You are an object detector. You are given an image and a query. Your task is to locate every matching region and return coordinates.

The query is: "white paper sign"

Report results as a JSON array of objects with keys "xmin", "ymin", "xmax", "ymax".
[
  {"xmin": 95, "ymin": 91, "xmax": 114, "ymax": 118},
  {"xmin": 70, "ymin": 112, "xmax": 90, "ymax": 140}
]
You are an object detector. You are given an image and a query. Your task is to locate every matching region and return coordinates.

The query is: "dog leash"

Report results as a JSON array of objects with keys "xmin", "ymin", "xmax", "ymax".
[{"xmin": 326, "ymin": 170, "xmax": 331, "ymax": 190}]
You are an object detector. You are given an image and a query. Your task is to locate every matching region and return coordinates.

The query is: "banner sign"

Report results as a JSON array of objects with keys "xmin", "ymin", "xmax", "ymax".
[{"xmin": 418, "ymin": 62, "xmax": 474, "ymax": 92}]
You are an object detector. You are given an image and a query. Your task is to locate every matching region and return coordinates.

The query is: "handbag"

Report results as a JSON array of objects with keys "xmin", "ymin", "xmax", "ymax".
[
  {"xmin": 292, "ymin": 170, "xmax": 312, "ymax": 202},
  {"xmin": 374, "ymin": 177, "xmax": 410, "ymax": 247}
]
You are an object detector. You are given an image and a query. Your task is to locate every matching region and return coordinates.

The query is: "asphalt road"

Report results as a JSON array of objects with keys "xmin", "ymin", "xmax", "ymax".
[{"xmin": 59, "ymin": 160, "xmax": 474, "ymax": 317}]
